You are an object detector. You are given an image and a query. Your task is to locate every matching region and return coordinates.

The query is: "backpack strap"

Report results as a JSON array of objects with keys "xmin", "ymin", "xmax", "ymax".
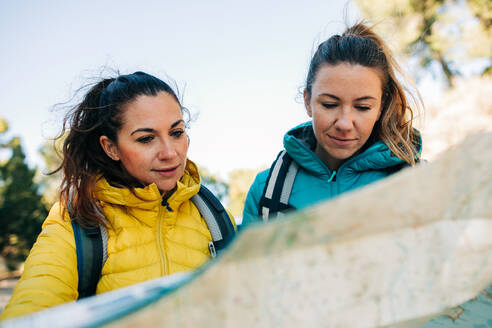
[
  {"xmin": 69, "ymin": 183, "xmax": 233, "ymax": 299},
  {"xmin": 259, "ymin": 150, "xmax": 298, "ymax": 220},
  {"xmin": 191, "ymin": 184, "xmax": 236, "ymax": 258},
  {"xmin": 67, "ymin": 201, "xmax": 108, "ymax": 299}
]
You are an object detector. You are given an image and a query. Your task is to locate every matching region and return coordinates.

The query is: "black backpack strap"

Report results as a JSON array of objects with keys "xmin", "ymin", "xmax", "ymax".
[
  {"xmin": 71, "ymin": 221, "xmax": 104, "ymax": 299},
  {"xmin": 67, "ymin": 199, "xmax": 107, "ymax": 300},
  {"xmin": 259, "ymin": 150, "xmax": 298, "ymax": 220},
  {"xmin": 191, "ymin": 185, "xmax": 236, "ymax": 258}
]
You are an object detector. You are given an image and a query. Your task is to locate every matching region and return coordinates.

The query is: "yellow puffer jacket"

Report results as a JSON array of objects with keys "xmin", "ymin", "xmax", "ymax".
[{"xmin": 1, "ymin": 160, "xmax": 234, "ymax": 321}]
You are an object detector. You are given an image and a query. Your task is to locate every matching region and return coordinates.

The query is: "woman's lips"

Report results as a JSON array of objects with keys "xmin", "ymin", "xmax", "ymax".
[
  {"xmin": 329, "ymin": 135, "xmax": 357, "ymax": 146},
  {"xmin": 153, "ymin": 165, "xmax": 179, "ymax": 177}
]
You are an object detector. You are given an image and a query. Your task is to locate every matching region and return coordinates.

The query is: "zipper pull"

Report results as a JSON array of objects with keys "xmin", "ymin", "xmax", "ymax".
[
  {"xmin": 208, "ymin": 242, "xmax": 217, "ymax": 258},
  {"xmin": 328, "ymin": 170, "xmax": 336, "ymax": 182},
  {"xmin": 161, "ymin": 199, "xmax": 173, "ymax": 212}
]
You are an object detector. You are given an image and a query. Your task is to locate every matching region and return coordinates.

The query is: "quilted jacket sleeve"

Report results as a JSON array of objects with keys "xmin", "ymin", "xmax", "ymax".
[{"xmin": 0, "ymin": 202, "xmax": 78, "ymax": 321}]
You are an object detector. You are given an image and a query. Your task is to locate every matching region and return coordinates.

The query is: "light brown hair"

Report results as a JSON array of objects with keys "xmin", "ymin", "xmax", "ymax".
[{"xmin": 305, "ymin": 22, "xmax": 422, "ymax": 165}]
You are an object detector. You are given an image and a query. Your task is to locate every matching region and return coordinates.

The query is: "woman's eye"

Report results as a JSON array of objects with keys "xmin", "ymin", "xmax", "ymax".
[
  {"xmin": 171, "ymin": 130, "xmax": 184, "ymax": 138},
  {"xmin": 322, "ymin": 103, "xmax": 338, "ymax": 109},
  {"xmin": 356, "ymin": 105, "xmax": 371, "ymax": 111},
  {"xmin": 137, "ymin": 136, "xmax": 154, "ymax": 143}
]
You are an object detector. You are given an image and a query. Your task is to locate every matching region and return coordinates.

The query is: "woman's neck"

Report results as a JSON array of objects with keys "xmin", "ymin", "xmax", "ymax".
[{"xmin": 314, "ymin": 144, "xmax": 344, "ymax": 172}]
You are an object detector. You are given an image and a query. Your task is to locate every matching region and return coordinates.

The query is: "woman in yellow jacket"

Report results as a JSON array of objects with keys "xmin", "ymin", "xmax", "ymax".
[{"xmin": 1, "ymin": 71, "xmax": 235, "ymax": 320}]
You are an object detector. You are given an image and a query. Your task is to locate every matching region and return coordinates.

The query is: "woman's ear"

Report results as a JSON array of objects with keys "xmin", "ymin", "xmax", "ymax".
[
  {"xmin": 304, "ymin": 89, "xmax": 313, "ymax": 117},
  {"xmin": 99, "ymin": 136, "xmax": 120, "ymax": 161}
]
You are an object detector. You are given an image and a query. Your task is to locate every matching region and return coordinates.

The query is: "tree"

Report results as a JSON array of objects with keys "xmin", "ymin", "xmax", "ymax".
[
  {"xmin": 0, "ymin": 126, "xmax": 48, "ymax": 270},
  {"xmin": 467, "ymin": 0, "xmax": 492, "ymax": 75},
  {"xmin": 355, "ymin": 0, "xmax": 492, "ymax": 87},
  {"xmin": 38, "ymin": 136, "xmax": 65, "ymax": 207},
  {"xmin": 227, "ymin": 168, "xmax": 261, "ymax": 220},
  {"xmin": 0, "ymin": 118, "xmax": 7, "ymax": 138},
  {"xmin": 199, "ymin": 167, "xmax": 229, "ymax": 203}
]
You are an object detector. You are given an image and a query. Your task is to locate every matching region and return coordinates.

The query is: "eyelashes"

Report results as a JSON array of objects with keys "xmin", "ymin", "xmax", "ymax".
[
  {"xmin": 136, "ymin": 136, "xmax": 154, "ymax": 143},
  {"xmin": 321, "ymin": 103, "xmax": 372, "ymax": 111},
  {"xmin": 136, "ymin": 129, "xmax": 185, "ymax": 144},
  {"xmin": 170, "ymin": 130, "xmax": 185, "ymax": 138},
  {"xmin": 321, "ymin": 103, "xmax": 337, "ymax": 109}
]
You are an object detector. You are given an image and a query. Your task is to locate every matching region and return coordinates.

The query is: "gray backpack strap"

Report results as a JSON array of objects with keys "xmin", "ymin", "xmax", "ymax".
[
  {"xmin": 191, "ymin": 185, "xmax": 236, "ymax": 258},
  {"xmin": 100, "ymin": 224, "xmax": 108, "ymax": 268},
  {"xmin": 280, "ymin": 159, "xmax": 299, "ymax": 206},
  {"xmin": 259, "ymin": 150, "xmax": 299, "ymax": 220}
]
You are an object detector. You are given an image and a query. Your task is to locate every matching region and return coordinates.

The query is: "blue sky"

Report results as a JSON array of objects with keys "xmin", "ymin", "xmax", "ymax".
[{"xmin": 1, "ymin": 1, "xmax": 359, "ymax": 177}]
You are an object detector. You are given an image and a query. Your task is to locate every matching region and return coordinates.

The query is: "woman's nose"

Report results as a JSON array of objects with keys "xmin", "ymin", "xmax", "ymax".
[
  {"xmin": 157, "ymin": 142, "xmax": 176, "ymax": 160},
  {"xmin": 335, "ymin": 108, "xmax": 354, "ymax": 131}
]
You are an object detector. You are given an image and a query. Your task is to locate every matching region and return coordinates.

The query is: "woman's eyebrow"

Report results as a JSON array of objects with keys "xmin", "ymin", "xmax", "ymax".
[
  {"xmin": 320, "ymin": 93, "xmax": 377, "ymax": 101},
  {"xmin": 131, "ymin": 128, "xmax": 155, "ymax": 135},
  {"xmin": 130, "ymin": 119, "xmax": 184, "ymax": 135},
  {"xmin": 171, "ymin": 119, "xmax": 184, "ymax": 128},
  {"xmin": 319, "ymin": 93, "xmax": 340, "ymax": 100},
  {"xmin": 355, "ymin": 96, "xmax": 377, "ymax": 101}
]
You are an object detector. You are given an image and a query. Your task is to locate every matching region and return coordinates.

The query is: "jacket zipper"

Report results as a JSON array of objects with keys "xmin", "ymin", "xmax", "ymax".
[{"xmin": 157, "ymin": 203, "xmax": 169, "ymax": 276}]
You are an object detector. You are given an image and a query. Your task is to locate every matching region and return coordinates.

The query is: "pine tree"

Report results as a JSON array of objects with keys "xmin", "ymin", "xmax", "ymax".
[{"xmin": 0, "ymin": 137, "xmax": 48, "ymax": 270}]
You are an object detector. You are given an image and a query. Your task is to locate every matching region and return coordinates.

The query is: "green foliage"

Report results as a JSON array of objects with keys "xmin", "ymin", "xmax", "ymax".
[
  {"xmin": 199, "ymin": 167, "xmax": 229, "ymax": 202},
  {"xmin": 0, "ymin": 118, "xmax": 8, "ymax": 135},
  {"xmin": 468, "ymin": 0, "xmax": 492, "ymax": 29},
  {"xmin": 356, "ymin": 0, "xmax": 492, "ymax": 86},
  {"xmin": 0, "ymin": 122, "xmax": 48, "ymax": 271},
  {"xmin": 38, "ymin": 136, "xmax": 64, "ymax": 207}
]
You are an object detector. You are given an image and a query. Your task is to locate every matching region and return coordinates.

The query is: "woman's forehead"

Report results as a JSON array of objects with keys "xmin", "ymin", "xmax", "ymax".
[{"xmin": 120, "ymin": 93, "xmax": 183, "ymax": 130}]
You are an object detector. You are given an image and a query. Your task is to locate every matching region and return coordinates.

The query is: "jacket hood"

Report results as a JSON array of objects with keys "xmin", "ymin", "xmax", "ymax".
[
  {"xmin": 283, "ymin": 121, "xmax": 420, "ymax": 178},
  {"xmin": 94, "ymin": 159, "xmax": 201, "ymax": 212}
]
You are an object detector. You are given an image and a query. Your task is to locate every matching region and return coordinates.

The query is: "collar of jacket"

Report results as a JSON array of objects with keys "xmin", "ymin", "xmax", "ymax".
[
  {"xmin": 94, "ymin": 159, "xmax": 201, "ymax": 215},
  {"xmin": 283, "ymin": 121, "xmax": 421, "ymax": 178}
]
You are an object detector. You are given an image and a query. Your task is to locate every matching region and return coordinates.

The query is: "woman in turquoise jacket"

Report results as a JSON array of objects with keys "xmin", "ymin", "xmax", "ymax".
[{"xmin": 243, "ymin": 22, "xmax": 422, "ymax": 225}]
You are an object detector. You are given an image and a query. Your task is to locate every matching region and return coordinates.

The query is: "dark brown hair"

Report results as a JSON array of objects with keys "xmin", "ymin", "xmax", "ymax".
[
  {"xmin": 53, "ymin": 71, "xmax": 186, "ymax": 227},
  {"xmin": 305, "ymin": 22, "xmax": 422, "ymax": 165}
]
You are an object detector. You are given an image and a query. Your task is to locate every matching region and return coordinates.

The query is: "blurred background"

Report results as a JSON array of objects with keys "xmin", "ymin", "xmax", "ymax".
[{"xmin": 0, "ymin": 0, "xmax": 491, "ymax": 307}]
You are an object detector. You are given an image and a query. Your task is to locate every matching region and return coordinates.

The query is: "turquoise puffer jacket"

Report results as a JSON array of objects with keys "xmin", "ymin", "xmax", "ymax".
[{"xmin": 242, "ymin": 121, "xmax": 420, "ymax": 226}]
